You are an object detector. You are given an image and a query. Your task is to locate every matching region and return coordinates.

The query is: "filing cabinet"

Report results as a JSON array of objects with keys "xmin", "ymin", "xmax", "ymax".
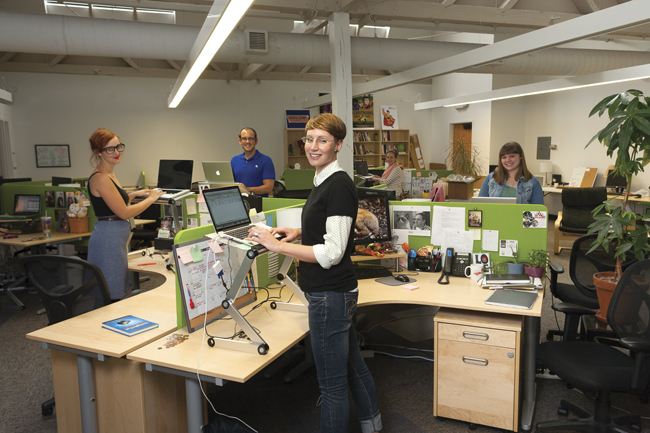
[{"xmin": 434, "ymin": 308, "xmax": 522, "ymax": 431}]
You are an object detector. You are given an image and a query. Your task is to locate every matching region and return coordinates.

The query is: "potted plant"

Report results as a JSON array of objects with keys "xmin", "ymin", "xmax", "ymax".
[
  {"xmin": 525, "ymin": 249, "xmax": 549, "ymax": 279},
  {"xmin": 446, "ymin": 136, "xmax": 485, "ymax": 190},
  {"xmin": 506, "ymin": 245, "xmax": 524, "ymax": 274},
  {"xmin": 586, "ymin": 89, "xmax": 650, "ymax": 321}
]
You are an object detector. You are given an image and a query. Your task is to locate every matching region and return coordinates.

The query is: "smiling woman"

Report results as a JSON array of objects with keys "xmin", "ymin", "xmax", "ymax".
[{"xmin": 478, "ymin": 141, "xmax": 544, "ymax": 205}]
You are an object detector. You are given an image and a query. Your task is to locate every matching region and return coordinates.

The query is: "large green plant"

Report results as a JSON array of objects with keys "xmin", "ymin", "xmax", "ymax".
[
  {"xmin": 446, "ymin": 137, "xmax": 484, "ymax": 177},
  {"xmin": 586, "ymin": 89, "xmax": 650, "ymax": 280}
]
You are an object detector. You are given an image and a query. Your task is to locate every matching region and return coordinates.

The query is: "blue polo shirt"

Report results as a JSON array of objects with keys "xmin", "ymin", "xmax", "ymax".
[{"xmin": 230, "ymin": 150, "xmax": 275, "ymax": 197}]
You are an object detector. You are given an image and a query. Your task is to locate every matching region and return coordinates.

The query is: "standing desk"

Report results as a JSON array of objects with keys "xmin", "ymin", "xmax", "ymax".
[
  {"xmin": 25, "ymin": 253, "xmax": 180, "ymax": 433},
  {"xmin": 127, "ymin": 273, "xmax": 542, "ymax": 432}
]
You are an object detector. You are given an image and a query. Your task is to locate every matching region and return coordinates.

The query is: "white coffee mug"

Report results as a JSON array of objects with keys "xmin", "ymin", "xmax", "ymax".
[{"xmin": 464, "ymin": 263, "xmax": 484, "ymax": 281}]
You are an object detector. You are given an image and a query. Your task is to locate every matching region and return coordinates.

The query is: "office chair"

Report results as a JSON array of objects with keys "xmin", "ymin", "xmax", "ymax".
[
  {"xmin": 272, "ymin": 180, "xmax": 286, "ymax": 198},
  {"xmin": 554, "ymin": 187, "xmax": 607, "ymax": 254},
  {"xmin": 131, "ymin": 204, "xmax": 161, "ymax": 250},
  {"xmin": 547, "ymin": 234, "xmax": 636, "ymax": 341},
  {"xmin": 19, "ymin": 255, "xmax": 133, "ymax": 416},
  {"xmin": 536, "ymin": 259, "xmax": 650, "ymax": 433}
]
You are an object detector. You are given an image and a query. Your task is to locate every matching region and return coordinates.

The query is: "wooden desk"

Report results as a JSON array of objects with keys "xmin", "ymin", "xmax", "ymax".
[
  {"xmin": 0, "ymin": 230, "xmax": 92, "ymax": 253},
  {"xmin": 128, "ymin": 273, "xmax": 542, "ymax": 432},
  {"xmin": 25, "ymin": 252, "xmax": 179, "ymax": 433}
]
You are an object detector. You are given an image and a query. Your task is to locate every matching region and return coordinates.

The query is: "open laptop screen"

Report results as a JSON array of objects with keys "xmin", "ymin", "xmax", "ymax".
[
  {"xmin": 14, "ymin": 194, "xmax": 42, "ymax": 215},
  {"xmin": 156, "ymin": 160, "xmax": 193, "ymax": 190},
  {"xmin": 202, "ymin": 186, "xmax": 250, "ymax": 232},
  {"xmin": 354, "ymin": 160, "xmax": 369, "ymax": 176}
]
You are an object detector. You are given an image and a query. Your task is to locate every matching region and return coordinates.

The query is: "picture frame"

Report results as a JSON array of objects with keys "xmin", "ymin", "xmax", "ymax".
[
  {"xmin": 35, "ymin": 144, "xmax": 71, "ymax": 168},
  {"xmin": 468, "ymin": 209, "xmax": 483, "ymax": 228}
]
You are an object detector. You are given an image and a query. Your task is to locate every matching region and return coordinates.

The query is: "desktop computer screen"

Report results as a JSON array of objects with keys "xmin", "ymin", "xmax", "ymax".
[{"xmin": 354, "ymin": 187, "xmax": 393, "ymax": 245}]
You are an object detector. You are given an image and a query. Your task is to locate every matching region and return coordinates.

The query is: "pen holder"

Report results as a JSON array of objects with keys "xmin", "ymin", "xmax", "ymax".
[
  {"xmin": 407, "ymin": 256, "xmax": 416, "ymax": 271},
  {"xmin": 414, "ymin": 256, "xmax": 433, "ymax": 272}
]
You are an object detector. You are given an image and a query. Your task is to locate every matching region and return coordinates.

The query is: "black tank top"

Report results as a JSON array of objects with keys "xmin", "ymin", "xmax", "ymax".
[{"xmin": 88, "ymin": 172, "xmax": 129, "ymax": 217}]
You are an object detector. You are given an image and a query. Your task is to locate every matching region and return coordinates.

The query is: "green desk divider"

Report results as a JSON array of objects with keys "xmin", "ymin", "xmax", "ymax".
[{"xmin": 282, "ymin": 168, "xmax": 315, "ymax": 190}]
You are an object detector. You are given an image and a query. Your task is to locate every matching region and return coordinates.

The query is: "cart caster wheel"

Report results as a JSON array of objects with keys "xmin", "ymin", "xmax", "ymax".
[
  {"xmin": 258, "ymin": 344, "xmax": 269, "ymax": 355},
  {"xmin": 207, "ymin": 338, "xmax": 215, "ymax": 347},
  {"xmin": 468, "ymin": 423, "xmax": 477, "ymax": 430},
  {"xmin": 270, "ymin": 302, "xmax": 277, "ymax": 309},
  {"xmin": 558, "ymin": 407, "xmax": 568, "ymax": 416},
  {"xmin": 42, "ymin": 408, "xmax": 53, "ymax": 416}
]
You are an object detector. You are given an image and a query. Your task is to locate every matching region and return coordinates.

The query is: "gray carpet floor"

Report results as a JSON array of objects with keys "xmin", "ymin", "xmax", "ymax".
[{"xmin": 1, "ymin": 228, "xmax": 648, "ymax": 433}]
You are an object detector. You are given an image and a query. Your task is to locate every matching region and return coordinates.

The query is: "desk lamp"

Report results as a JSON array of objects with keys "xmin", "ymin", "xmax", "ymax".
[{"xmin": 539, "ymin": 162, "xmax": 554, "ymax": 186}]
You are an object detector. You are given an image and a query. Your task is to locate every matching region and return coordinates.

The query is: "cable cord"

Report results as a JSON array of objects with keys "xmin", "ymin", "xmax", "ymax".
[{"xmin": 195, "ymin": 238, "xmax": 258, "ymax": 433}]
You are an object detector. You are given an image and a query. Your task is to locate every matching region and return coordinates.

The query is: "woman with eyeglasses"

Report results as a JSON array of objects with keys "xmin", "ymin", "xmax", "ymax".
[
  {"xmin": 87, "ymin": 128, "xmax": 164, "ymax": 300},
  {"xmin": 245, "ymin": 114, "xmax": 382, "ymax": 433}
]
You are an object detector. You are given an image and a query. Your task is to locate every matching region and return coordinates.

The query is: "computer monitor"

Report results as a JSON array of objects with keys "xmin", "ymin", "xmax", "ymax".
[
  {"xmin": 470, "ymin": 196, "xmax": 517, "ymax": 204},
  {"xmin": 354, "ymin": 187, "xmax": 393, "ymax": 245},
  {"xmin": 156, "ymin": 160, "xmax": 194, "ymax": 190},
  {"xmin": 605, "ymin": 169, "xmax": 627, "ymax": 192},
  {"xmin": 0, "ymin": 177, "xmax": 32, "ymax": 185},
  {"xmin": 354, "ymin": 160, "xmax": 369, "ymax": 176},
  {"xmin": 51, "ymin": 176, "xmax": 72, "ymax": 186}
]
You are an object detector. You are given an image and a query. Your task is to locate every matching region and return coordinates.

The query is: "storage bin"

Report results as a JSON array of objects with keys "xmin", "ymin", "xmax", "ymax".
[{"xmin": 69, "ymin": 217, "xmax": 89, "ymax": 233}]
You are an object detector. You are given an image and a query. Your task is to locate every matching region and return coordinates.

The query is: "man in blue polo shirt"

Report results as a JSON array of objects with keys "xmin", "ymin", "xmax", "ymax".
[{"xmin": 230, "ymin": 127, "xmax": 275, "ymax": 197}]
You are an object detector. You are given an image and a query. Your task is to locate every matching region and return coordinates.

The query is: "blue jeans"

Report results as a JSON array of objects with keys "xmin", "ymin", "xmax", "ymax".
[{"xmin": 306, "ymin": 290, "xmax": 382, "ymax": 433}]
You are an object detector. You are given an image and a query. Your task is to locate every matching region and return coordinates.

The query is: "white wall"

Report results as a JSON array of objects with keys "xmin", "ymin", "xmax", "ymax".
[
  {"xmin": 2, "ymin": 72, "xmax": 432, "ymax": 184},
  {"xmin": 430, "ymin": 73, "xmax": 494, "ymax": 175}
]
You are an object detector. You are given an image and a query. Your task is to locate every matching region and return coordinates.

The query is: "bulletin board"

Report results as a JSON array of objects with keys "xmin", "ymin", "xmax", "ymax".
[{"xmin": 173, "ymin": 237, "xmax": 257, "ymax": 333}]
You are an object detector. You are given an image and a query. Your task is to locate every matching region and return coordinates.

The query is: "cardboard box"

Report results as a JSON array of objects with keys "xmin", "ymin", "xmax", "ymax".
[{"xmin": 446, "ymin": 181, "xmax": 474, "ymax": 200}]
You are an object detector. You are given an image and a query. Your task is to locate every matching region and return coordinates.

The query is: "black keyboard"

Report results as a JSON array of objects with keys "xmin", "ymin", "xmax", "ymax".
[
  {"xmin": 354, "ymin": 265, "xmax": 393, "ymax": 280},
  {"xmin": 224, "ymin": 224, "xmax": 256, "ymax": 240}
]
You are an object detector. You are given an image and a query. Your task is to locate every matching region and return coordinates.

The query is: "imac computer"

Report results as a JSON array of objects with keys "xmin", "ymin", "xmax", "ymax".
[{"xmin": 354, "ymin": 187, "xmax": 393, "ymax": 245}]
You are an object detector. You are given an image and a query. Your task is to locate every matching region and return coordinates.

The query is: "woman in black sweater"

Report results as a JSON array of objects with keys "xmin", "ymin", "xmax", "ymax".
[{"xmin": 248, "ymin": 114, "xmax": 381, "ymax": 433}]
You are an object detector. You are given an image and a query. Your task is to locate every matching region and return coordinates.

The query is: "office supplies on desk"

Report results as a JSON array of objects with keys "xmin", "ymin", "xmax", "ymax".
[
  {"xmin": 485, "ymin": 274, "xmax": 531, "ymax": 285},
  {"xmin": 102, "ymin": 315, "xmax": 159, "ymax": 336},
  {"xmin": 484, "ymin": 289, "xmax": 537, "ymax": 309}
]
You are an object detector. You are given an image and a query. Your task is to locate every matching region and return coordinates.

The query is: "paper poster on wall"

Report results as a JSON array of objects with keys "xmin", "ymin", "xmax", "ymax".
[
  {"xmin": 392, "ymin": 205, "xmax": 431, "ymax": 235},
  {"xmin": 431, "ymin": 206, "xmax": 465, "ymax": 246},
  {"xmin": 523, "ymin": 210, "xmax": 547, "ymax": 228},
  {"xmin": 285, "ymin": 110, "xmax": 310, "ymax": 129},
  {"xmin": 381, "ymin": 105, "xmax": 399, "ymax": 129},
  {"xmin": 353, "ymin": 94, "xmax": 374, "ymax": 128}
]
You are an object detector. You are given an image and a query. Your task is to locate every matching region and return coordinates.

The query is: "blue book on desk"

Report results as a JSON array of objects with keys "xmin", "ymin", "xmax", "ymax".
[{"xmin": 102, "ymin": 315, "xmax": 159, "ymax": 336}]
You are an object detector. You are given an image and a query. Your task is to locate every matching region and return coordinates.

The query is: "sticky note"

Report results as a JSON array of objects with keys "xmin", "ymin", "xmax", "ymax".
[
  {"xmin": 208, "ymin": 239, "xmax": 223, "ymax": 254},
  {"xmin": 190, "ymin": 245, "xmax": 203, "ymax": 262},
  {"xmin": 176, "ymin": 247, "xmax": 193, "ymax": 265},
  {"xmin": 402, "ymin": 284, "xmax": 419, "ymax": 291}
]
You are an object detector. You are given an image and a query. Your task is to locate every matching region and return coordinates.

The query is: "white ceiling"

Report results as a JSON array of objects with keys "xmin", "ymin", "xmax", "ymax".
[{"xmin": 0, "ymin": 0, "xmax": 648, "ymax": 83}]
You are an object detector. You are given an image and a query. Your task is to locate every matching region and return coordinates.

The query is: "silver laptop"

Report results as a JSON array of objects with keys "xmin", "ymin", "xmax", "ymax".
[
  {"xmin": 202, "ymin": 161, "xmax": 236, "ymax": 184},
  {"xmin": 202, "ymin": 186, "xmax": 264, "ymax": 246}
]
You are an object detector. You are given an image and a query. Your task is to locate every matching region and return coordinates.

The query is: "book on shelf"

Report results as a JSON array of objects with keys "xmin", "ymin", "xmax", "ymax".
[{"xmin": 102, "ymin": 315, "xmax": 159, "ymax": 336}]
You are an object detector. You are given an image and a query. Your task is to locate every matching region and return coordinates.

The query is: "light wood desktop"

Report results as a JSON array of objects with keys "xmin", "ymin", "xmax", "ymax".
[
  {"xmin": 26, "ymin": 253, "xmax": 181, "ymax": 433},
  {"xmin": 127, "ymin": 272, "xmax": 542, "ymax": 432}
]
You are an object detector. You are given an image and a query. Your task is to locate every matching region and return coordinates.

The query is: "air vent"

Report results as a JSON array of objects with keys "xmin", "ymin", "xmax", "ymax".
[{"xmin": 245, "ymin": 29, "xmax": 268, "ymax": 53}]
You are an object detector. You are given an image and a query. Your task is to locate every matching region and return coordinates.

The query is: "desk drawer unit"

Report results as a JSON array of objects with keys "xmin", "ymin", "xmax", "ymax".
[{"xmin": 434, "ymin": 308, "xmax": 522, "ymax": 431}]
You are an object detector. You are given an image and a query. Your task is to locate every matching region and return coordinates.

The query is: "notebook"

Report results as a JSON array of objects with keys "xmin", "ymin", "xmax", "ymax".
[
  {"xmin": 484, "ymin": 274, "xmax": 531, "ymax": 285},
  {"xmin": 485, "ymin": 289, "xmax": 537, "ymax": 309},
  {"xmin": 0, "ymin": 194, "xmax": 42, "ymax": 219},
  {"xmin": 156, "ymin": 159, "xmax": 194, "ymax": 200},
  {"xmin": 202, "ymin": 161, "xmax": 236, "ymax": 184},
  {"xmin": 202, "ymin": 186, "xmax": 274, "ymax": 246}
]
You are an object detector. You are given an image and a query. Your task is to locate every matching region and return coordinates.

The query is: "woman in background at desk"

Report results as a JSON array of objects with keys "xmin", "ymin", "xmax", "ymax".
[
  {"xmin": 370, "ymin": 149, "xmax": 402, "ymax": 196},
  {"xmin": 247, "ymin": 114, "xmax": 382, "ymax": 433},
  {"xmin": 478, "ymin": 141, "xmax": 544, "ymax": 205},
  {"xmin": 87, "ymin": 128, "xmax": 164, "ymax": 300}
]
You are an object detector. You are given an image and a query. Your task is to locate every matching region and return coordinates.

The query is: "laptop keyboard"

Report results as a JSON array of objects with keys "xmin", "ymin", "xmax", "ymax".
[{"xmin": 224, "ymin": 224, "xmax": 256, "ymax": 240}]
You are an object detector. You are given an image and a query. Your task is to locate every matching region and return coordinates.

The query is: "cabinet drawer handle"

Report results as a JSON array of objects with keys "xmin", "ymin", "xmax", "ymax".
[
  {"xmin": 462, "ymin": 331, "xmax": 489, "ymax": 341},
  {"xmin": 462, "ymin": 356, "xmax": 489, "ymax": 366}
]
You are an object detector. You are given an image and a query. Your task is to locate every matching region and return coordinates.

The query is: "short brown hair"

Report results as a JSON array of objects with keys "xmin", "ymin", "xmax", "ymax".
[
  {"xmin": 305, "ymin": 113, "xmax": 346, "ymax": 142},
  {"xmin": 89, "ymin": 128, "xmax": 118, "ymax": 167}
]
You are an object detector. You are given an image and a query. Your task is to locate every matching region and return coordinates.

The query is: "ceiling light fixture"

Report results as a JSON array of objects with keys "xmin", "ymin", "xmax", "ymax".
[
  {"xmin": 414, "ymin": 64, "xmax": 650, "ymax": 110},
  {"xmin": 168, "ymin": 0, "xmax": 254, "ymax": 108}
]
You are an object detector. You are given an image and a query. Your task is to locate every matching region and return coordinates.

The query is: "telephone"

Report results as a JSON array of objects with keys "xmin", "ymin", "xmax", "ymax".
[{"xmin": 451, "ymin": 253, "xmax": 471, "ymax": 277}]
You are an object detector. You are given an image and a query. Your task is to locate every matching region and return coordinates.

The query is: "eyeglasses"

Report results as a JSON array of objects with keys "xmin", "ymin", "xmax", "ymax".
[
  {"xmin": 302, "ymin": 137, "xmax": 335, "ymax": 145},
  {"xmin": 102, "ymin": 143, "xmax": 126, "ymax": 154},
  {"xmin": 239, "ymin": 137, "xmax": 257, "ymax": 142}
]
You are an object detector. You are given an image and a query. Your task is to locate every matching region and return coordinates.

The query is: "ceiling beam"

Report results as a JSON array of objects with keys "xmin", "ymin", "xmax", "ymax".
[
  {"xmin": 572, "ymin": 0, "xmax": 600, "ymax": 14},
  {"xmin": 48, "ymin": 55, "xmax": 66, "ymax": 66},
  {"xmin": 498, "ymin": 0, "xmax": 520, "ymax": 10},
  {"xmin": 302, "ymin": 0, "xmax": 650, "ymax": 108},
  {"xmin": 441, "ymin": 0, "xmax": 458, "ymax": 6},
  {"xmin": 242, "ymin": 63, "xmax": 265, "ymax": 79},
  {"xmin": 123, "ymin": 57, "xmax": 142, "ymax": 72},
  {"xmin": 166, "ymin": 59, "xmax": 181, "ymax": 70},
  {"xmin": 0, "ymin": 53, "xmax": 16, "ymax": 63}
]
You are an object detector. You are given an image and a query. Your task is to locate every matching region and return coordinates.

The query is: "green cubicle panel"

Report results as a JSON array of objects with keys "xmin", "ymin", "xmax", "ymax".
[{"xmin": 282, "ymin": 168, "xmax": 315, "ymax": 191}]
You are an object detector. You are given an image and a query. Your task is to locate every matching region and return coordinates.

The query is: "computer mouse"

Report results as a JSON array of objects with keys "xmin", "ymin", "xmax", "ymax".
[{"xmin": 394, "ymin": 274, "xmax": 410, "ymax": 283}]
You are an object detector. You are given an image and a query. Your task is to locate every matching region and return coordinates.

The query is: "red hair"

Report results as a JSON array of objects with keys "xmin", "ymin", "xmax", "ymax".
[{"xmin": 89, "ymin": 128, "xmax": 118, "ymax": 166}]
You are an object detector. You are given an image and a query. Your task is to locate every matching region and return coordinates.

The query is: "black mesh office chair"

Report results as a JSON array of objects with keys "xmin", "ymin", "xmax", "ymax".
[
  {"xmin": 20, "ymin": 255, "xmax": 115, "ymax": 416},
  {"xmin": 131, "ymin": 204, "xmax": 161, "ymax": 250},
  {"xmin": 547, "ymin": 234, "xmax": 636, "ymax": 341},
  {"xmin": 536, "ymin": 259, "xmax": 650, "ymax": 433},
  {"xmin": 554, "ymin": 187, "xmax": 607, "ymax": 254}
]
